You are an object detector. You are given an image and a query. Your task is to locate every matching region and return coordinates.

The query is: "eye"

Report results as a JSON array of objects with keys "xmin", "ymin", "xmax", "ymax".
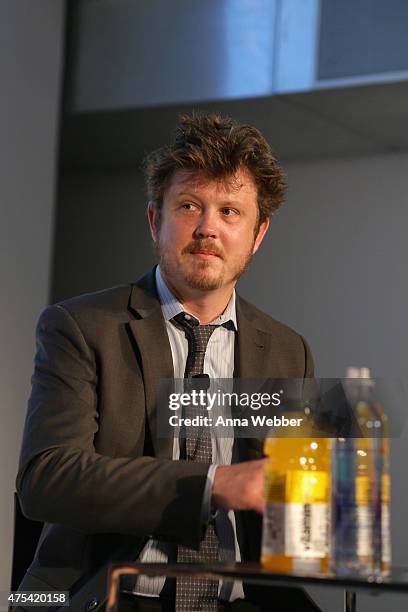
[
  {"xmin": 180, "ymin": 202, "xmax": 199, "ymax": 211},
  {"xmin": 221, "ymin": 207, "xmax": 239, "ymax": 217}
]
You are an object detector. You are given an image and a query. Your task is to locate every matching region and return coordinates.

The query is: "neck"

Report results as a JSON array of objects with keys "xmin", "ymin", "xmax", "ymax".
[
  {"xmin": 181, "ymin": 292, "xmax": 232, "ymax": 324},
  {"xmin": 161, "ymin": 272, "xmax": 234, "ymax": 324}
]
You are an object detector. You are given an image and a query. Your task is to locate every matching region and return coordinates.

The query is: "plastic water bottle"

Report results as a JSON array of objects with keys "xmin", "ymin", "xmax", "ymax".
[
  {"xmin": 331, "ymin": 367, "xmax": 391, "ymax": 576},
  {"xmin": 359, "ymin": 367, "xmax": 391, "ymax": 575}
]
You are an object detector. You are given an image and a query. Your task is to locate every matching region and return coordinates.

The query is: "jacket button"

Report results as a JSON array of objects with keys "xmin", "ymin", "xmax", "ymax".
[{"xmin": 84, "ymin": 597, "xmax": 99, "ymax": 611}]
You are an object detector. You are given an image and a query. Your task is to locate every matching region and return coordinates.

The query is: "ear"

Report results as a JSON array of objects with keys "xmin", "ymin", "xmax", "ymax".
[
  {"xmin": 147, "ymin": 202, "xmax": 159, "ymax": 242},
  {"xmin": 252, "ymin": 217, "xmax": 270, "ymax": 255}
]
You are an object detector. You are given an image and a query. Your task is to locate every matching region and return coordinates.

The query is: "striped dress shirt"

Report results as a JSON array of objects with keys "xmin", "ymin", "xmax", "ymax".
[{"xmin": 134, "ymin": 266, "xmax": 244, "ymax": 601}]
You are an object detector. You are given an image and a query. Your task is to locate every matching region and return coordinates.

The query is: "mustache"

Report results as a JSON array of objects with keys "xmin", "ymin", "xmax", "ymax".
[{"xmin": 182, "ymin": 240, "xmax": 224, "ymax": 258}]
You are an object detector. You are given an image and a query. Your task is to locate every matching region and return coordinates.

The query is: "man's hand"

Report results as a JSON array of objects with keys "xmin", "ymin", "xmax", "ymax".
[{"xmin": 211, "ymin": 459, "xmax": 268, "ymax": 514}]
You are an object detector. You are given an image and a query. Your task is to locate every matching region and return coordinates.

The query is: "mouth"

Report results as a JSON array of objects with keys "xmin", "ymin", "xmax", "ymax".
[{"xmin": 189, "ymin": 251, "xmax": 220, "ymax": 259}]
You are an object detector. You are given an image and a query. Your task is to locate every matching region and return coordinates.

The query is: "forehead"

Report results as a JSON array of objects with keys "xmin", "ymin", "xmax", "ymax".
[{"xmin": 163, "ymin": 168, "xmax": 258, "ymax": 203}]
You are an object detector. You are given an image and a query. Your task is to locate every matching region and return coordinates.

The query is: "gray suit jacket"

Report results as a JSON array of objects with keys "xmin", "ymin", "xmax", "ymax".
[{"xmin": 16, "ymin": 268, "xmax": 316, "ymax": 611}]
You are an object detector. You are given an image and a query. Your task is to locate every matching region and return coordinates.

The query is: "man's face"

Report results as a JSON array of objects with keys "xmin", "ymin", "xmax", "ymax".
[{"xmin": 148, "ymin": 168, "xmax": 269, "ymax": 296}]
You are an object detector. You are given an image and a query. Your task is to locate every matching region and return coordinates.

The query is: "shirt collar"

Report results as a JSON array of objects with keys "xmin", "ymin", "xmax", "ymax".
[{"xmin": 155, "ymin": 265, "xmax": 237, "ymax": 330}]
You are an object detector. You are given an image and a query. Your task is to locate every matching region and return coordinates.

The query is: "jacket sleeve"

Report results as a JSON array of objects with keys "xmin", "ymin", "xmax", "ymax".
[{"xmin": 16, "ymin": 304, "xmax": 209, "ymax": 549}]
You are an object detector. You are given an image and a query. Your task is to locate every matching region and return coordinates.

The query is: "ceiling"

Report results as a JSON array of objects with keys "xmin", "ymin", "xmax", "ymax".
[{"xmin": 60, "ymin": 79, "xmax": 408, "ymax": 169}]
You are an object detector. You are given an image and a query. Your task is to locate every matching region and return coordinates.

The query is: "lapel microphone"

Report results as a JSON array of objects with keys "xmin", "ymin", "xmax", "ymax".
[
  {"xmin": 184, "ymin": 373, "xmax": 210, "ymax": 392},
  {"xmin": 191, "ymin": 373, "xmax": 210, "ymax": 391}
]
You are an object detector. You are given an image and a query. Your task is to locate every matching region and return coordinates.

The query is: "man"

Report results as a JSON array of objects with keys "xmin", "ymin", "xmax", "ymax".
[{"xmin": 16, "ymin": 114, "xmax": 320, "ymax": 611}]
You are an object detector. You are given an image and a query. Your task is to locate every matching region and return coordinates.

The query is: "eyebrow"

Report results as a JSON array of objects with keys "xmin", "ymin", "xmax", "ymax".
[
  {"xmin": 174, "ymin": 192, "xmax": 200, "ymax": 199},
  {"xmin": 173, "ymin": 192, "xmax": 244, "ymax": 206}
]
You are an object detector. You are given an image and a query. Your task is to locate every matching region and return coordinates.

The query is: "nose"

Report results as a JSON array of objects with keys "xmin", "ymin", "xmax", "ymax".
[{"xmin": 193, "ymin": 209, "xmax": 219, "ymax": 239}]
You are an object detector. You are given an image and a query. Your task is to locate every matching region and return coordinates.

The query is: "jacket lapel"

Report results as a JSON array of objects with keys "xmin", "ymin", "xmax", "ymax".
[
  {"xmin": 235, "ymin": 295, "xmax": 274, "ymax": 461},
  {"xmin": 235, "ymin": 295, "xmax": 272, "ymax": 381},
  {"xmin": 127, "ymin": 269, "xmax": 174, "ymax": 459}
]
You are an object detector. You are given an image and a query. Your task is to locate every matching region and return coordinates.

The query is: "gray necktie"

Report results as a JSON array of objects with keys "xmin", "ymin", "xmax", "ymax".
[{"xmin": 172, "ymin": 313, "xmax": 220, "ymax": 611}]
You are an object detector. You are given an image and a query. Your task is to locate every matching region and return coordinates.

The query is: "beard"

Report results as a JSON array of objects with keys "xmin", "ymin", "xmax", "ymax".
[{"xmin": 155, "ymin": 237, "xmax": 255, "ymax": 292}]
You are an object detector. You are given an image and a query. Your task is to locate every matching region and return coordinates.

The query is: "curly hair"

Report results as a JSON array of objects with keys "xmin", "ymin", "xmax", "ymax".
[{"xmin": 142, "ymin": 113, "xmax": 286, "ymax": 230}]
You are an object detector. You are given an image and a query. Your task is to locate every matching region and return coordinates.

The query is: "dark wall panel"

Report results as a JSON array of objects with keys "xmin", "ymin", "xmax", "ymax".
[{"xmin": 52, "ymin": 170, "xmax": 155, "ymax": 302}]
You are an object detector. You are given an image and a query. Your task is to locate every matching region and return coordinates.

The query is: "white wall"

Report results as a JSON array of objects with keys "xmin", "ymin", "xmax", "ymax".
[
  {"xmin": 0, "ymin": 0, "xmax": 65, "ymax": 591},
  {"xmin": 243, "ymin": 152, "xmax": 408, "ymax": 381}
]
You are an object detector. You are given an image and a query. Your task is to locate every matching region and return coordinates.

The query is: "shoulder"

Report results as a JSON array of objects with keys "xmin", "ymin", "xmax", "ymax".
[
  {"xmin": 236, "ymin": 294, "xmax": 314, "ymax": 376},
  {"xmin": 44, "ymin": 284, "xmax": 132, "ymax": 317},
  {"xmin": 237, "ymin": 294, "xmax": 302, "ymax": 341},
  {"xmin": 41, "ymin": 268, "xmax": 157, "ymax": 326},
  {"xmin": 36, "ymin": 284, "xmax": 135, "ymax": 336},
  {"xmin": 57, "ymin": 284, "xmax": 133, "ymax": 317}
]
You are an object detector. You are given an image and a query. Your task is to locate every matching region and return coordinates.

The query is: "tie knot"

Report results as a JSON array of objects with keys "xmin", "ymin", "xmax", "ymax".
[{"xmin": 172, "ymin": 312, "xmax": 216, "ymax": 353}]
